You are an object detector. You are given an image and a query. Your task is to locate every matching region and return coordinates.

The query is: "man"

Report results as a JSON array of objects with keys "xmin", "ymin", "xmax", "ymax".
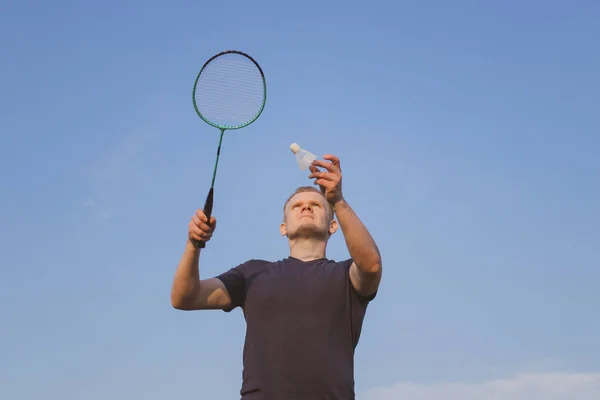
[{"xmin": 171, "ymin": 154, "xmax": 382, "ymax": 399}]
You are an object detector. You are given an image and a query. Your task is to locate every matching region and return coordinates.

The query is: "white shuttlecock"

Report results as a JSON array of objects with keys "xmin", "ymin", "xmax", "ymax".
[{"xmin": 290, "ymin": 142, "xmax": 317, "ymax": 170}]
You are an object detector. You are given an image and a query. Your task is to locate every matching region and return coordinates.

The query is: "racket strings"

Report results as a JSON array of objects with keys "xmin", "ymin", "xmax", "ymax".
[{"xmin": 194, "ymin": 54, "xmax": 265, "ymax": 128}]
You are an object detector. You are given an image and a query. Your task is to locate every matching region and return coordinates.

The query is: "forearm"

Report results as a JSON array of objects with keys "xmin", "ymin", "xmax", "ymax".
[
  {"xmin": 333, "ymin": 199, "xmax": 381, "ymax": 274},
  {"xmin": 171, "ymin": 240, "xmax": 201, "ymax": 308}
]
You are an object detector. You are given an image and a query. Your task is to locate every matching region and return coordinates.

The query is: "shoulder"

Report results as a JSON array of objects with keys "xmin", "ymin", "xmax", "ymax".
[
  {"xmin": 214, "ymin": 259, "xmax": 270, "ymax": 286},
  {"xmin": 229, "ymin": 258, "xmax": 273, "ymax": 274},
  {"xmin": 320, "ymin": 257, "xmax": 378, "ymax": 303},
  {"xmin": 214, "ymin": 259, "xmax": 275, "ymax": 312},
  {"xmin": 323, "ymin": 257, "xmax": 354, "ymax": 271}
]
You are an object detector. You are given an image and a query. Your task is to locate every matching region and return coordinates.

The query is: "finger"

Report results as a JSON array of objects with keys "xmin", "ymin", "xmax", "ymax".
[
  {"xmin": 195, "ymin": 209, "xmax": 208, "ymax": 223},
  {"xmin": 190, "ymin": 219, "xmax": 207, "ymax": 233},
  {"xmin": 196, "ymin": 215, "xmax": 216, "ymax": 229},
  {"xmin": 192, "ymin": 217, "xmax": 213, "ymax": 234},
  {"xmin": 311, "ymin": 159, "xmax": 337, "ymax": 172},
  {"xmin": 314, "ymin": 179, "xmax": 329, "ymax": 192},
  {"xmin": 189, "ymin": 231, "xmax": 202, "ymax": 241},
  {"xmin": 314, "ymin": 177, "xmax": 335, "ymax": 186},
  {"xmin": 190, "ymin": 223, "xmax": 212, "ymax": 239},
  {"xmin": 190, "ymin": 229, "xmax": 211, "ymax": 241},
  {"xmin": 307, "ymin": 166, "xmax": 320, "ymax": 179},
  {"xmin": 322, "ymin": 154, "xmax": 340, "ymax": 167},
  {"xmin": 192, "ymin": 215, "xmax": 205, "ymax": 227},
  {"xmin": 189, "ymin": 227, "xmax": 206, "ymax": 242},
  {"xmin": 190, "ymin": 231, "xmax": 211, "ymax": 242},
  {"xmin": 193, "ymin": 214, "xmax": 216, "ymax": 227},
  {"xmin": 200, "ymin": 232, "xmax": 213, "ymax": 240},
  {"xmin": 197, "ymin": 222, "xmax": 213, "ymax": 233},
  {"xmin": 309, "ymin": 171, "xmax": 338, "ymax": 181}
]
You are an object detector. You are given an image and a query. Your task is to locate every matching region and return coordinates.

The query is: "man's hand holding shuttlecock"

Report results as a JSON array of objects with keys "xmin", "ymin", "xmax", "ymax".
[
  {"xmin": 288, "ymin": 142, "xmax": 345, "ymax": 206},
  {"xmin": 308, "ymin": 154, "xmax": 344, "ymax": 207}
]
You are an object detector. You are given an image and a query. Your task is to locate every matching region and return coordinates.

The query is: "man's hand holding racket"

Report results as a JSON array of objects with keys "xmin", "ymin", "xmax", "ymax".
[{"xmin": 189, "ymin": 209, "xmax": 217, "ymax": 245}]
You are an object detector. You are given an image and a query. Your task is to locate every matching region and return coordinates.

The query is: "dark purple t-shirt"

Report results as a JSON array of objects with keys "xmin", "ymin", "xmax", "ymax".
[{"xmin": 215, "ymin": 256, "xmax": 376, "ymax": 400}]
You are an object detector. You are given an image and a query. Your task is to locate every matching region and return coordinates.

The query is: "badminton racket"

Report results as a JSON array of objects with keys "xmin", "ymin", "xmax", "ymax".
[{"xmin": 191, "ymin": 50, "xmax": 267, "ymax": 248}]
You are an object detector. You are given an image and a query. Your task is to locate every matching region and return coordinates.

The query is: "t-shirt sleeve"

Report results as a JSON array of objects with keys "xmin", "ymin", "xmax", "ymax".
[
  {"xmin": 345, "ymin": 258, "xmax": 378, "ymax": 304},
  {"xmin": 215, "ymin": 260, "xmax": 253, "ymax": 312}
]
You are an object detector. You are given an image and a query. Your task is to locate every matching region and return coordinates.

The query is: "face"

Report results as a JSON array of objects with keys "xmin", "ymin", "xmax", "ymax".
[{"xmin": 280, "ymin": 191, "xmax": 337, "ymax": 240}]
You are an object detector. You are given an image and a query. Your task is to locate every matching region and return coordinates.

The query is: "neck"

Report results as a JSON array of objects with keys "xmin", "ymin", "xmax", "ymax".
[{"xmin": 288, "ymin": 238, "xmax": 327, "ymax": 261}]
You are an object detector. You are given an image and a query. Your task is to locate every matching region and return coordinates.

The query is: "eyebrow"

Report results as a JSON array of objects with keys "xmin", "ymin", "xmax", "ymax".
[{"xmin": 291, "ymin": 200, "xmax": 322, "ymax": 207}]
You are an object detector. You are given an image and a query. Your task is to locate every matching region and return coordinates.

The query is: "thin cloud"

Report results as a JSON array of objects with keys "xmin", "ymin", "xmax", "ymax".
[
  {"xmin": 362, "ymin": 372, "xmax": 600, "ymax": 400},
  {"xmin": 80, "ymin": 125, "xmax": 161, "ymax": 222},
  {"xmin": 81, "ymin": 198, "xmax": 112, "ymax": 221}
]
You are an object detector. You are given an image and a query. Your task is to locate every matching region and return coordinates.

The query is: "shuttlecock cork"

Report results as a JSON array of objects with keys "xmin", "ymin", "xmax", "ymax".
[{"xmin": 290, "ymin": 142, "xmax": 318, "ymax": 170}]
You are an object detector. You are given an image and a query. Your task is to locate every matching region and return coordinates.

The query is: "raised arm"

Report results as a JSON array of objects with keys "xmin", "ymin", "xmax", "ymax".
[
  {"xmin": 170, "ymin": 210, "xmax": 233, "ymax": 310},
  {"xmin": 309, "ymin": 155, "xmax": 382, "ymax": 297},
  {"xmin": 333, "ymin": 199, "xmax": 382, "ymax": 297}
]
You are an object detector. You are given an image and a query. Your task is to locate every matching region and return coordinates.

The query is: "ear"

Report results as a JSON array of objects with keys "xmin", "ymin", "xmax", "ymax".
[
  {"xmin": 328, "ymin": 219, "xmax": 338, "ymax": 235},
  {"xmin": 280, "ymin": 222, "xmax": 287, "ymax": 236}
]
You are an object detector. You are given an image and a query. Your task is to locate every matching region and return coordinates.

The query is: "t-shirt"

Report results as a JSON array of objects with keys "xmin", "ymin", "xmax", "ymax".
[{"xmin": 215, "ymin": 256, "xmax": 376, "ymax": 400}]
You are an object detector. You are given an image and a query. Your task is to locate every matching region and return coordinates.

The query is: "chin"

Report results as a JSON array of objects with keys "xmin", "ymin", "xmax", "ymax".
[{"xmin": 290, "ymin": 226, "xmax": 328, "ymax": 240}]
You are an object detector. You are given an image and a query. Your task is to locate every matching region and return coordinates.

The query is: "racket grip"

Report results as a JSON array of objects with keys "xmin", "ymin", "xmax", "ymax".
[{"xmin": 193, "ymin": 187, "xmax": 214, "ymax": 249}]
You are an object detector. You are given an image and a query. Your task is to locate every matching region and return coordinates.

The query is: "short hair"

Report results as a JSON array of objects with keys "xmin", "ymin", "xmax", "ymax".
[{"xmin": 282, "ymin": 186, "xmax": 334, "ymax": 221}]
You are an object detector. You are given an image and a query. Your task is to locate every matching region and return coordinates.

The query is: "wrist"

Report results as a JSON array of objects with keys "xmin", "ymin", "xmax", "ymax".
[
  {"xmin": 331, "ymin": 197, "xmax": 347, "ymax": 211},
  {"xmin": 186, "ymin": 239, "xmax": 201, "ymax": 252}
]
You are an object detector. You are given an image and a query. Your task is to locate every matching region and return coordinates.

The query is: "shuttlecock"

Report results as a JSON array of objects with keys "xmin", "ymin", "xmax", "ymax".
[{"xmin": 290, "ymin": 142, "xmax": 317, "ymax": 170}]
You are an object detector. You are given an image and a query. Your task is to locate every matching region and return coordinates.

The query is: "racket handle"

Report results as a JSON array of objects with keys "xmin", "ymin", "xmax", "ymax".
[{"xmin": 193, "ymin": 187, "xmax": 214, "ymax": 249}]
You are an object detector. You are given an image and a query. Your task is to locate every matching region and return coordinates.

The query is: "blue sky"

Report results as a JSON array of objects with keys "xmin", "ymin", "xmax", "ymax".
[{"xmin": 1, "ymin": 0, "xmax": 599, "ymax": 399}]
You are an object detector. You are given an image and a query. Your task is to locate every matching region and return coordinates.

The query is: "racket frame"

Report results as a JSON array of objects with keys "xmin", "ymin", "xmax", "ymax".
[{"xmin": 192, "ymin": 50, "xmax": 267, "ymax": 130}]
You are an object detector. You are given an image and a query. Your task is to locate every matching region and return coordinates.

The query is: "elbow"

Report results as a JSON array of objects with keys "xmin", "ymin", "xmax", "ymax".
[
  {"xmin": 365, "ymin": 253, "xmax": 382, "ymax": 274},
  {"xmin": 171, "ymin": 297, "xmax": 184, "ymax": 310},
  {"xmin": 357, "ymin": 259, "xmax": 382, "ymax": 275},
  {"xmin": 365, "ymin": 249, "xmax": 382, "ymax": 274},
  {"xmin": 171, "ymin": 291, "xmax": 191, "ymax": 310},
  {"xmin": 171, "ymin": 300, "xmax": 192, "ymax": 311},
  {"xmin": 171, "ymin": 300, "xmax": 185, "ymax": 310},
  {"xmin": 355, "ymin": 250, "xmax": 382, "ymax": 274},
  {"xmin": 355, "ymin": 253, "xmax": 382, "ymax": 275},
  {"xmin": 365, "ymin": 262, "xmax": 382, "ymax": 275},
  {"xmin": 171, "ymin": 280, "xmax": 199, "ymax": 310}
]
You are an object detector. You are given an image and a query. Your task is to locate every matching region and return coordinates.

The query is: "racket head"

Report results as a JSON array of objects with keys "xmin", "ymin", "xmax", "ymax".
[{"xmin": 193, "ymin": 50, "xmax": 267, "ymax": 131}]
